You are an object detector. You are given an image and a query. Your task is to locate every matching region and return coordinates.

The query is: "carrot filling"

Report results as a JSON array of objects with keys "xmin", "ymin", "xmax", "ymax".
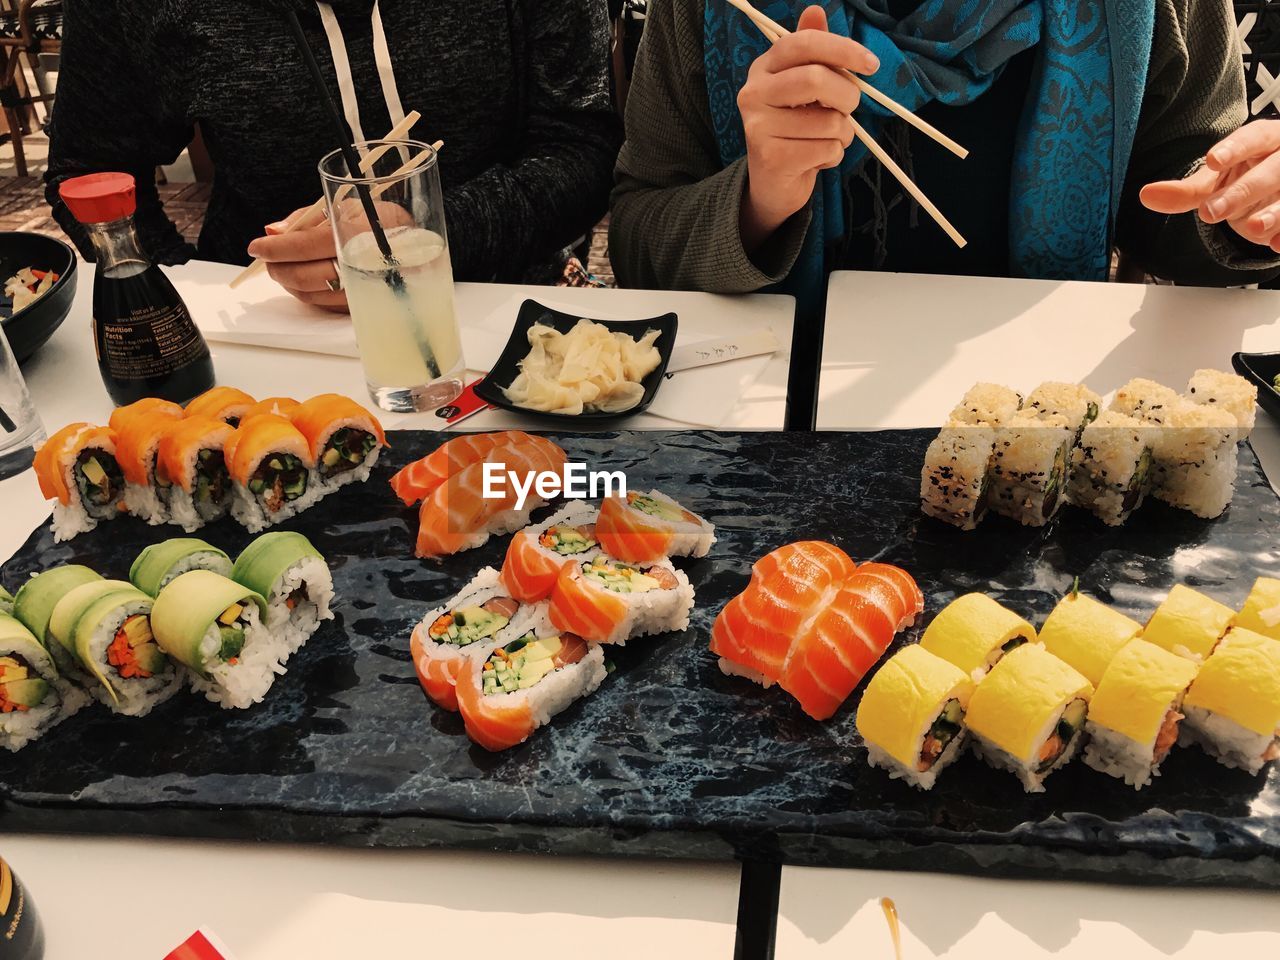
[
  {"xmin": 481, "ymin": 632, "xmax": 587, "ymax": 695},
  {"xmin": 429, "ymin": 596, "xmax": 518, "ymax": 647},
  {"xmin": 1153, "ymin": 708, "xmax": 1183, "ymax": 763},
  {"xmin": 284, "ymin": 585, "xmax": 309, "ymax": 611},
  {"xmin": 581, "ymin": 558, "xmax": 677, "ymax": 593},
  {"xmin": 918, "ymin": 699, "xmax": 964, "ymax": 772},
  {"xmin": 1036, "ymin": 698, "xmax": 1088, "ymax": 772},
  {"xmin": 538, "ymin": 523, "xmax": 597, "ymax": 556},
  {"xmin": 0, "ymin": 654, "xmax": 49, "ymax": 713},
  {"xmin": 106, "ymin": 615, "xmax": 168, "ymax": 680}
]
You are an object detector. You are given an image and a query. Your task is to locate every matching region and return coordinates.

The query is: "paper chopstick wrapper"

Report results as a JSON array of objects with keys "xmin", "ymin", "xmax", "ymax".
[
  {"xmin": 165, "ymin": 928, "xmax": 240, "ymax": 960},
  {"xmin": 666, "ymin": 329, "xmax": 779, "ymax": 373}
]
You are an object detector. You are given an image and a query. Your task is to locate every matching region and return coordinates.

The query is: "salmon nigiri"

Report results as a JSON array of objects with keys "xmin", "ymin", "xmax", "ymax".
[
  {"xmin": 711, "ymin": 542, "xmax": 923, "ymax": 721},
  {"xmin": 390, "ymin": 430, "xmax": 553, "ymax": 506},
  {"xmin": 414, "ymin": 439, "xmax": 567, "ymax": 558}
]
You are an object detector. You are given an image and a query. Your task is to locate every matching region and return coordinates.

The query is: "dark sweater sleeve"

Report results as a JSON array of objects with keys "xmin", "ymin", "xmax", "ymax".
[
  {"xmin": 441, "ymin": 0, "xmax": 622, "ymax": 282},
  {"xmin": 43, "ymin": 1, "xmax": 197, "ymax": 265},
  {"xmin": 1116, "ymin": 0, "xmax": 1280, "ymax": 285}
]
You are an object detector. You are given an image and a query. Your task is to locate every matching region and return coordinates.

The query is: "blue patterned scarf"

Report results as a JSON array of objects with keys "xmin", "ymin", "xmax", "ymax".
[{"xmin": 704, "ymin": 0, "xmax": 1155, "ymax": 312}]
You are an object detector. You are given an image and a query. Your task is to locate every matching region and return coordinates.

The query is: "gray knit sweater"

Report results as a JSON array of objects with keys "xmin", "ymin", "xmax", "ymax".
[
  {"xmin": 45, "ymin": 0, "xmax": 622, "ymax": 283},
  {"xmin": 611, "ymin": 0, "xmax": 1280, "ymax": 291}
]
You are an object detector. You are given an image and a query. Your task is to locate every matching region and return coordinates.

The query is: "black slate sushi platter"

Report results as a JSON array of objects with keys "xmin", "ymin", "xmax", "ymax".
[{"xmin": 3, "ymin": 429, "xmax": 1280, "ymax": 889}]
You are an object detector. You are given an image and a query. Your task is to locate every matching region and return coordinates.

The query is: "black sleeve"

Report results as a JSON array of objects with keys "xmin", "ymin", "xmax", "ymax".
[
  {"xmin": 43, "ymin": 0, "xmax": 197, "ymax": 266},
  {"xmin": 441, "ymin": 0, "xmax": 623, "ymax": 282}
]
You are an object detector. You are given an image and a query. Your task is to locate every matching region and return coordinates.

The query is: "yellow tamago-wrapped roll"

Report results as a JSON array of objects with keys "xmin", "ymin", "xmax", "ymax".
[
  {"xmin": 919, "ymin": 593, "xmax": 1036, "ymax": 678},
  {"xmin": 1181, "ymin": 628, "xmax": 1280, "ymax": 775},
  {"xmin": 965, "ymin": 644, "xmax": 1093, "ymax": 792},
  {"xmin": 1083, "ymin": 639, "xmax": 1199, "ymax": 788},
  {"xmin": 1143, "ymin": 584, "xmax": 1234, "ymax": 661},
  {"xmin": 856, "ymin": 646, "xmax": 974, "ymax": 791},
  {"xmin": 1039, "ymin": 591, "xmax": 1141, "ymax": 686},
  {"xmin": 1235, "ymin": 578, "xmax": 1280, "ymax": 642}
]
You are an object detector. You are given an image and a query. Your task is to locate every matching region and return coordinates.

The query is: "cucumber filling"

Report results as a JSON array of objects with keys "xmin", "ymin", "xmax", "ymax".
[
  {"xmin": 480, "ymin": 631, "xmax": 586, "ymax": 695},
  {"xmin": 194, "ymin": 447, "xmax": 230, "ymax": 509},
  {"xmin": 1122, "ymin": 447, "xmax": 1154, "ymax": 513},
  {"xmin": 248, "ymin": 453, "xmax": 308, "ymax": 512},
  {"xmin": 1037, "ymin": 698, "xmax": 1087, "ymax": 772},
  {"xmin": 319, "ymin": 428, "xmax": 377, "ymax": 478},
  {"xmin": 215, "ymin": 602, "xmax": 250, "ymax": 664},
  {"xmin": 0, "ymin": 654, "xmax": 50, "ymax": 713},
  {"xmin": 1041, "ymin": 442, "xmax": 1069, "ymax": 519},
  {"xmin": 581, "ymin": 558, "xmax": 678, "ymax": 594},
  {"xmin": 628, "ymin": 492, "xmax": 696, "ymax": 524},
  {"xmin": 74, "ymin": 450, "xmax": 123, "ymax": 511},
  {"xmin": 918, "ymin": 699, "xmax": 964, "ymax": 772},
  {"xmin": 429, "ymin": 596, "xmax": 518, "ymax": 647},
  {"xmin": 539, "ymin": 523, "xmax": 598, "ymax": 556}
]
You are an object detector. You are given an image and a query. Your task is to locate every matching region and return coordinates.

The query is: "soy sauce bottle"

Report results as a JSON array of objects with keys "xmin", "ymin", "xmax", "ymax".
[
  {"xmin": 58, "ymin": 172, "xmax": 215, "ymax": 405},
  {"xmin": 0, "ymin": 855, "xmax": 44, "ymax": 959}
]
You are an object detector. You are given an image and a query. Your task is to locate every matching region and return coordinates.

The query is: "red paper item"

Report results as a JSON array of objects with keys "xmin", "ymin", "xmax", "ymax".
[
  {"xmin": 434, "ymin": 376, "xmax": 494, "ymax": 427},
  {"xmin": 165, "ymin": 929, "xmax": 236, "ymax": 960}
]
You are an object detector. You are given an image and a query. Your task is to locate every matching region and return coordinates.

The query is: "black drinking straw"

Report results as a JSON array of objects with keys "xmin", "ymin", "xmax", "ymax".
[{"xmin": 0, "ymin": 405, "xmax": 15, "ymax": 434}]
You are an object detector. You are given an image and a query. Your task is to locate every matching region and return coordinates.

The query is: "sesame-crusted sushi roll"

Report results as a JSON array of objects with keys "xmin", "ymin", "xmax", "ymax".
[
  {"xmin": 856, "ymin": 645, "xmax": 974, "ymax": 790},
  {"xmin": 1186, "ymin": 368, "xmax": 1256, "ymax": 440},
  {"xmin": 501, "ymin": 501, "xmax": 601, "ymax": 603},
  {"xmin": 1142, "ymin": 584, "xmax": 1234, "ymax": 662},
  {"xmin": 231, "ymin": 532, "xmax": 334, "ymax": 656},
  {"xmin": 0, "ymin": 612, "xmax": 89, "ymax": 750},
  {"xmin": 946, "ymin": 383, "xmax": 1022, "ymax": 427},
  {"xmin": 11, "ymin": 565, "xmax": 103, "ymax": 670},
  {"xmin": 919, "ymin": 593, "xmax": 1036, "ymax": 680},
  {"xmin": 595, "ymin": 490, "xmax": 715, "ymax": 564},
  {"xmin": 1083, "ymin": 639, "xmax": 1199, "ymax": 788},
  {"xmin": 130, "ymin": 538, "xmax": 232, "ymax": 597},
  {"xmin": 1024, "ymin": 382, "xmax": 1101, "ymax": 442},
  {"xmin": 289, "ymin": 393, "xmax": 387, "ymax": 493},
  {"xmin": 1180, "ymin": 628, "xmax": 1280, "ymax": 775},
  {"xmin": 964, "ymin": 644, "xmax": 1093, "ymax": 792},
  {"xmin": 1038, "ymin": 590, "xmax": 1142, "ymax": 687},
  {"xmin": 185, "ymin": 386, "xmax": 256, "ymax": 427},
  {"xmin": 158, "ymin": 415, "xmax": 235, "ymax": 532},
  {"xmin": 549, "ymin": 556, "xmax": 694, "ymax": 645},
  {"xmin": 920, "ymin": 425, "xmax": 996, "ymax": 530},
  {"xmin": 150, "ymin": 570, "xmax": 275, "ymax": 709},
  {"xmin": 987, "ymin": 412, "xmax": 1073, "ymax": 526},
  {"xmin": 33, "ymin": 423, "xmax": 125, "ymax": 542},
  {"xmin": 1111, "ymin": 378, "xmax": 1182, "ymax": 426},
  {"xmin": 1067, "ymin": 410, "xmax": 1155, "ymax": 525},
  {"xmin": 1236, "ymin": 577, "xmax": 1280, "ymax": 642},
  {"xmin": 1150, "ymin": 401, "xmax": 1239, "ymax": 519},
  {"xmin": 225, "ymin": 414, "xmax": 319, "ymax": 532}
]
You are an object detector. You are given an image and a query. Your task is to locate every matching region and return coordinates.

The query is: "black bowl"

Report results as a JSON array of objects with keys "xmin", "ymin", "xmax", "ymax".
[
  {"xmin": 0, "ymin": 231, "xmax": 78, "ymax": 363},
  {"xmin": 1231, "ymin": 351, "xmax": 1280, "ymax": 423},
  {"xmin": 473, "ymin": 299, "xmax": 678, "ymax": 422}
]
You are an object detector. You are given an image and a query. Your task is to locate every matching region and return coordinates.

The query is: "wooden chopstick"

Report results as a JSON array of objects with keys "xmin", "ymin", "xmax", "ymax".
[
  {"xmin": 726, "ymin": 0, "xmax": 968, "ymax": 159},
  {"xmin": 229, "ymin": 110, "xmax": 423, "ymax": 288},
  {"xmin": 729, "ymin": 1, "xmax": 966, "ymax": 248}
]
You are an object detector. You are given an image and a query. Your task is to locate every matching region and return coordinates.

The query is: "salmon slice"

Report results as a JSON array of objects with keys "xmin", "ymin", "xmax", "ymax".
[
  {"xmin": 455, "ymin": 656, "xmax": 537, "ymax": 751},
  {"xmin": 225, "ymin": 414, "xmax": 314, "ymax": 486},
  {"xmin": 241, "ymin": 396, "xmax": 301, "ymax": 422},
  {"xmin": 157, "ymin": 417, "xmax": 234, "ymax": 492},
  {"xmin": 501, "ymin": 529, "xmax": 563, "ymax": 602},
  {"xmin": 409, "ymin": 622, "xmax": 465, "ymax": 711},
  {"xmin": 108, "ymin": 398, "xmax": 183, "ymax": 433},
  {"xmin": 390, "ymin": 430, "xmax": 554, "ymax": 506},
  {"xmin": 185, "ymin": 386, "xmax": 255, "ymax": 424},
  {"xmin": 290, "ymin": 393, "xmax": 387, "ymax": 461},
  {"xmin": 547, "ymin": 563, "xmax": 629, "ymax": 642},
  {"xmin": 115, "ymin": 412, "xmax": 185, "ymax": 486},
  {"xmin": 595, "ymin": 494, "xmax": 672, "ymax": 563},
  {"xmin": 855, "ymin": 562, "xmax": 925, "ymax": 627},
  {"xmin": 33, "ymin": 423, "xmax": 117, "ymax": 504},
  {"xmin": 415, "ymin": 440, "xmax": 567, "ymax": 558}
]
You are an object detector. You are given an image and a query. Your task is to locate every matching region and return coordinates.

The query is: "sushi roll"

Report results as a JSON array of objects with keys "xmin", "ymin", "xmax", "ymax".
[
  {"xmin": 919, "ymin": 425, "xmax": 997, "ymax": 530},
  {"xmin": 0, "ymin": 612, "xmax": 89, "ymax": 750},
  {"xmin": 290, "ymin": 393, "xmax": 387, "ymax": 493},
  {"xmin": 1186, "ymin": 368, "xmax": 1256, "ymax": 440},
  {"xmin": 1180, "ymin": 628, "xmax": 1280, "ymax": 774},
  {"xmin": 55, "ymin": 585, "xmax": 183, "ymax": 716},
  {"xmin": 1083, "ymin": 639, "xmax": 1199, "ymax": 788},
  {"xmin": 113, "ymin": 403, "xmax": 186, "ymax": 524},
  {"xmin": 455, "ymin": 630, "xmax": 606, "ymax": 751},
  {"xmin": 185, "ymin": 386, "xmax": 256, "ymax": 427},
  {"xmin": 946, "ymin": 382, "xmax": 1022, "ymax": 427},
  {"xmin": 856, "ymin": 646, "xmax": 974, "ymax": 790},
  {"xmin": 964, "ymin": 643, "xmax": 1093, "ymax": 792},
  {"xmin": 1149, "ymin": 401, "xmax": 1238, "ymax": 519},
  {"xmin": 409, "ymin": 567, "xmax": 539, "ymax": 711},
  {"xmin": 595, "ymin": 490, "xmax": 716, "ymax": 563},
  {"xmin": 501, "ymin": 500, "xmax": 601, "ymax": 603},
  {"xmin": 158, "ymin": 415, "xmax": 235, "ymax": 532},
  {"xmin": 1111, "ymin": 378, "xmax": 1182, "ymax": 426},
  {"xmin": 0, "ymin": 587, "xmax": 12, "ymax": 616},
  {"xmin": 1236, "ymin": 577, "xmax": 1280, "ymax": 641},
  {"xmin": 1067, "ymin": 410, "xmax": 1154, "ymax": 526},
  {"xmin": 241, "ymin": 396, "xmax": 300, "ymax": 421},
  {"xmin": 987, "ymin": 411, "xmax": 1073, "ymax": 526},
  {"xmin": 919, "ymin": 593, "xmax": 1036, "ymax": 679},
  {"xmin": 130, "ymin": 538, "xmax": 233, "ymax": 597},
  {"xmin": 225, "ymin": 414, "xmax": 319, "ymax": 532},
  {"xmin": 46, "ymin": 578, "xmax": 141, "ymax": 679},
  {"xmin": 390, "ymin": 430, "xmax": 545, "ymax": 506},
  {"xmin": 414, "ymin": 436, "xmax": 567, "ymax": 558},
  {"xmin": 1024, "ymin": 381, "xmax": 1101, "ymax": 442},
  {"xmin": 11, "ymin": 564, "xmax": 103, "ymax": 667},
  {"xmin": 231, "ymin": 532, "xmax": 334, "ymax": 655},
  {"xmin": 33, "ymin": 423, "xmax": 125, "ymax": 542},
  {"xmin": 150, "ymin": 570, "xmax": 276, "ymax": 709},
  {"xmin": 1038, "ymin": 590, "xmax": 1142, "ymax": 686},
  {"xmin": 550, "ymin": 556, "xmax": 694, "ymax": 645},
  {"xmin": 1142, "ymin": 584, "xmax": 1234, "ymax": 662},
  {"xmin": 109, "ymin": 398, "xmax": 184, "ymax": 431}
]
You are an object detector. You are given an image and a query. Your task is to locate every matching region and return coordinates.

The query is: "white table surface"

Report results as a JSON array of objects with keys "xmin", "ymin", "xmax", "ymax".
[
  {"xmin": 791, "ymin": 270, "xmax": 1280, "ymax": 958},
  {"xmin": 1, "ymin": 265, "xmax": 758, "ymax": 959}
]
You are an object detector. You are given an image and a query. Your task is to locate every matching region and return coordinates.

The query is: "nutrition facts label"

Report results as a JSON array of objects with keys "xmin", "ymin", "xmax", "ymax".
[{"xmin": 95, "ymin": 297, "xmax": 208, "ymax": 381}]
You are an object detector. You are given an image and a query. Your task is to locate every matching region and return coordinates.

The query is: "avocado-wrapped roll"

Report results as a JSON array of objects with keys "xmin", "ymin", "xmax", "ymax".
[
  {"xmin": 0, "ymin": 613, "xmax": 90, "ymax": 750},
  {"xmin": 225, "ymin": 415, "xmax": 318, "ymax": 532},
  {"xmin": 1142, "ymin": 584, "xmax": 1234, "ymax": 662},
  {"xmin": 0, "ymin": 586, "xmax": 12, "ymax": 616},
  {"xmin": 919, "ymin": 593, "xmax": 1036, "ymax": 679},
  {"xmin": 47, "ymin": 578, "xmax": 139, "ymax": 680},
  {"xmin": 231, "ymin": 532, "xmax": 334, "ymax": 656},
  {"xmin": 11, "ymin": 565, "xmax": 104, "ymax": 672},
  {"xmin": 1180, "ymin": 628, "xmax": 1280, "ymax": 775},
  {"xmin": 151, "ymin": 571, "xmax": 276, "ymax": 709},
  {"xmin": 1039, "ymin": 590, "xmax": 1142, "ymax": 686},
  {"xmin": 158, "ymin": 415, "xmax": 235, "ymax": 532},
  {"xmin": 964, "ymin": 644, "xmax": 1094, "ymax": 792},
  {"xmin": 32, "ymin": 423, "xmax": 125, "ymax": 542},
  {"xmin": 289, "ymin": 393, "xmax": 386, "ymax": 493},
  {"xmin": 1084, "ymin": 639, "xmax": 1199, "ymax": 788},
  {"xmin": 856, "ymin": 646, "xmax": 974, "ymax": 790},
  {"xmin": 130, "ymin": 538, "xmax": 232, "ymax": 597}
]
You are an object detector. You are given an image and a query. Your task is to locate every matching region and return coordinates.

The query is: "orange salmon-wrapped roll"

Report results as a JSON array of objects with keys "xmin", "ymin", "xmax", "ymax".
[
  {"xmin": 596, "ymin": 490, "xmax": 716, "ymax": 563},
  {"xmin": 390, "ymin": 430, "xmax": 548, "ymax": 506},
  {"xmin": 185, "ymin": 386, "xmax": 255, "ymax": 427},
  {"xmin": 33, "ymin": 423, "xmax": 125, "ymax": 541},
  {"xmin": 548, "ymin": 555, "xmax": 694, "ymax": 645},
  {"xmin": 241, "ymin": 397, "xmax": 301, "ymax": 421},
  {"xmin": 108, "ymin": 398, "xmax": 183, "ymax": 433},
  {"xmin": 290, "ymin": 393, "xmax": 387, "ymax": 492},
  {"xmin": 415, "ymin": 439, "xmax": 567, "ymax": 558},
  {"xmin": 112, "ymin": 403, "xmax": 186, "ymax": 524},
  {"xmin": 500, "ymin": 501, "xmax": 600, "ymax": 603},
  {"xmin": 225, "ymin": 414, "xmax": 317, "ymax": 532},
  {"xmin": 157, "ymin": 415, "xmax": 235, "ymax": 532}
]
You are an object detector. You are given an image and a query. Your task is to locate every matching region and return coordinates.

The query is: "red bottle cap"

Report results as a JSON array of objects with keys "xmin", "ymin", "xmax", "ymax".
[{"xmin": 58, "ymin": 172, "xmax": 137, "ymax": 224}]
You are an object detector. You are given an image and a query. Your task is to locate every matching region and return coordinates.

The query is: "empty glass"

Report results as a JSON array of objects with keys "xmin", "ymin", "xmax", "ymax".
[
  {"xmin": 0, "ymin": 331, "xmax": 44, "ymax": 481},
  {"xmin": 319, "ymin": 140, "xmax": 465, "ymax": 413}
]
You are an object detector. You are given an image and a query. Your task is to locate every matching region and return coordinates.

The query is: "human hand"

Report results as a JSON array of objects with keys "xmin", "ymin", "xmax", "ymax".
[
  {"xmin": 737, "ymin": 5, "xmax": 879, "ymax": 253},
  {"xmin": 247, "ymin": 205, "xmax": 347, "ymax": 313}
]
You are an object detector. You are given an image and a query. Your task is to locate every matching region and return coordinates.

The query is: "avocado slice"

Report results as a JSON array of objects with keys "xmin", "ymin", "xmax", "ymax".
[
  {"xmin": 3, "ymin": 677, "xmax": 50, "ymax": 708},
  {"xmin": 218, "ymin": 625, "xmax": 245, "ymax": 661},
  {"xmin": 131, "ymin": 643, "xmax": 170, "ymax": 675},
  {"xmin": 80, "ymin": 456, "xmax": 108, "ymax": 487}
]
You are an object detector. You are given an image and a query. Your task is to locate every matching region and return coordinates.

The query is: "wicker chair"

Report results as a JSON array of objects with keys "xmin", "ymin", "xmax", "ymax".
[{"xmin": 0, "ymin": 0, "xmax": 60, "ymax": 177}]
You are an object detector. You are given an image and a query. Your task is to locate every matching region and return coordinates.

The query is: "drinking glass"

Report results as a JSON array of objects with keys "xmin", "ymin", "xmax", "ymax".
[
  {"xmin": 319, "ymin": 140, "xmax": 465, "ymax": 413},
  {"xmin": 0, "ymin": 329, "xmax": 45, "ymax": 481}
]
